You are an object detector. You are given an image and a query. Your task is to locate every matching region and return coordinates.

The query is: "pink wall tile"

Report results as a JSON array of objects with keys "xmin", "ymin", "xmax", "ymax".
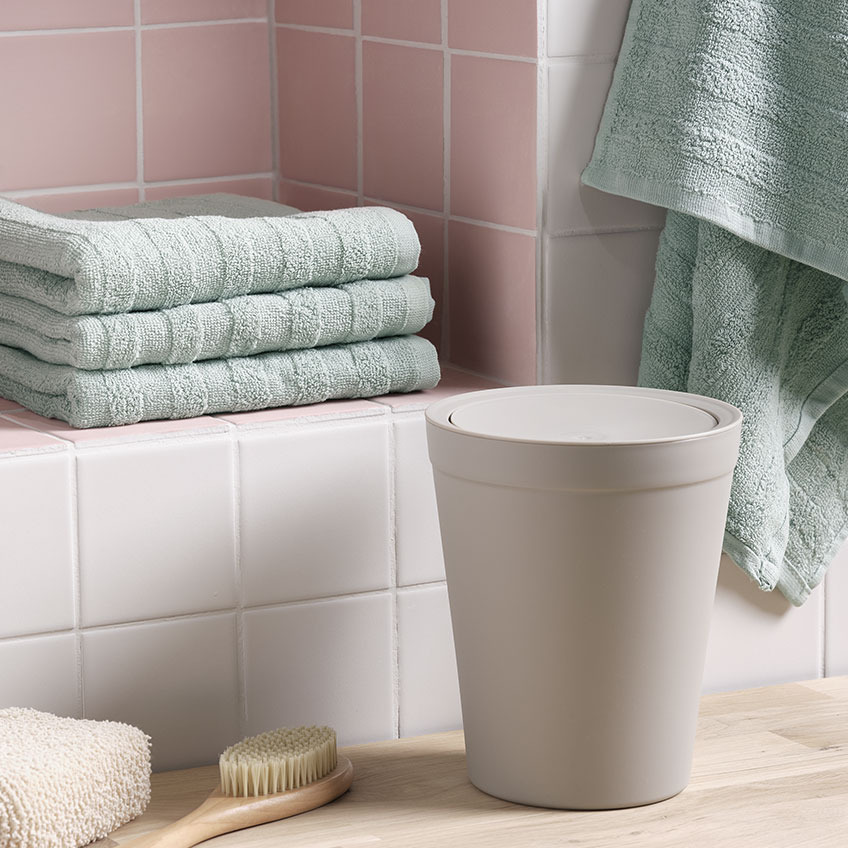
[
  {"xmin": 0, "ymin": 418, "xmax": 67, "ymax": 455},
  {"xmin": 451, "ymin": 55, "xmax": 536, "ymax": 229},
  {"xmin": 13, "ymin": 189, "xmax": 140, "ymax": 214},
  {"xmin": 145, "ymin": 178, "xmax": 274, "ymax": 201},
  {"xmin": 277, "ymin": 29, "xmax": 357, "ymax": 190},
  {"xmin": 279, "ymin": 181, "xmax": 357, "ymax": 211},
  {"xmin": 0, "ymin": 32, "xmax": 136, "ymax": 191},
  {"xmin": 143, "ymin": 23, "xmax": 271, "ymax": 181},
  {"xmin": 0, "ymin": 0, "xmax": 133, "ymax": 31},
  {"xmin": 448, "ymin": 221, "xmax": 536, "ymax": 385},
  {"xmin": 362, "ymin": 0, "xmax": 442, "ymax": 44},
  {"xmin": 363, "ymin": 42, "xmax": 443, "ymax": 211},
  {"xmin": 141, "ymin": 0, "xmax": 267, "ymax": 24},
  {"xmin": 6, "ymin": 410, "xmax": 226, "ymax": 445},
  {"xmin": 276, "ymin": 0, "xmax": 353, "ymax": 29},
  {"xmin": 216, "ymin": 399, "xmax": 383, "ymax": 427},
  {"xmin": 448, "ymin": 0, "xmax": 536, "ymax": 57}
]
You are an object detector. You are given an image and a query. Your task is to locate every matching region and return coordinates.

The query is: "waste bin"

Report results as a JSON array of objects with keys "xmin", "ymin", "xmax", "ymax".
[{"xmin": 425, "ymin": 385, "xmax": 742, "ymax": 810}]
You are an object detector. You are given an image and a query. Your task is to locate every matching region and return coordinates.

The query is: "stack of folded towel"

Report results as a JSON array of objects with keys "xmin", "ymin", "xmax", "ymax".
[{"xmin": 0, "ymin": 194, "xmax": 440, "ymax": 428}]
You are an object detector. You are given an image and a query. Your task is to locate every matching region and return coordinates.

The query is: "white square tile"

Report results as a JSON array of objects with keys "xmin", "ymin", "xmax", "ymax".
[
  {"xmin": 0, "ymin": 633, "xmax": 79, "ymax": 716},
  {"xmin": 82, "ymin": 614, "xmax": 239, "ymax": 770},
  {"xmin": 243, "ymin": 593, "xmax": 393, "ymax": 744},
  {"xmin": 825, "ymin": 540, "xmax": 848, "ymax": 675},
  {"xmin": 398, "ymin": 584, "xmax": 462, "ymax": 737},
  {"xmin": 702, "ymin": 556, "xmax": 822, "ymax": 693},
  {"xmin": 240, "ymin": 421, "xmax": 391, "ymax": 605},
  {"xmin": 77, "ymin": 438, "xmax": 237, "ymax": 626},
  {"xmin": 546, "ymin": 62, "xmax": 666, "ymax": 234},
  {"xmin": 395, "ymin": 415, "xmax": 445, "ymax": 586},
  {"xmin": 547, "ymin": 0, "xmax": 632, "ymax": 58},
  {"xmin": 0, "ymin": 454, "xmax": 74, "ymax": 637},
  {"xmin": 543, "ymin": 231, "xmax": 660, "ymax": 385}
]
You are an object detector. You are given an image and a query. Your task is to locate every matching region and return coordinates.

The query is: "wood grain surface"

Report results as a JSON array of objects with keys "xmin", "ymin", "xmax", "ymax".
[{"xmin": 109, "ymin": 678, "xmax": 848, "ymax": 847}]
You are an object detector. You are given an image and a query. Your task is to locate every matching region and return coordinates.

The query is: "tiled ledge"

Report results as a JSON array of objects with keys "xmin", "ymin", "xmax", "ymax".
[{"xmin": 0, "ymin": 367, "xmax": 498, "ymax": 771}]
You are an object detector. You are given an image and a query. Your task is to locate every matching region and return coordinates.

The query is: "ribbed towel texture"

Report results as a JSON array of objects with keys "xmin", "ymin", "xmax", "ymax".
[
  {"xmin": 0, "ymin": 194, "xmax": 439, "ymax": 427},
  {"xmin": 582, "ymin": 0, "xmax": 848, "ymax": 604}
]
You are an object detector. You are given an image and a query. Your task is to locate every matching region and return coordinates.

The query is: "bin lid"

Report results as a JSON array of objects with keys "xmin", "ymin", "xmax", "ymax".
[{"xmin": 446, "ymin": 386, "xmax": 722, "ymax": 445}]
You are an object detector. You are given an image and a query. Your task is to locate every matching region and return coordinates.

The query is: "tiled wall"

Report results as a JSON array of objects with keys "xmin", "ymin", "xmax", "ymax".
[
  {"xmin": 0, "ymin": 2, "xmax": 275, "ymax": 211},
  {"xmin": 274, "ymin": 0, "xmax": 539, "ymax": 383},
  {"xmin": 0, "ymin": 371, "xmax": 490, "ymax": 771}
]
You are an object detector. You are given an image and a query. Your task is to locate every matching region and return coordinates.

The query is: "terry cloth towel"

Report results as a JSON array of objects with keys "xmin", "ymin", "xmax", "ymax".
[
  {"xmin": 0, "ymin": 275, "xmax": 434, "ymax": 370},
  {"xmin": 0, "ymin": 335, "xmax": 440, "ymax": 428},
  {"xmin": 0, "ymin": 194, "xmax": 420, "ymax": 315},
  {"xmin": 582, "ymin": 0, "xmax": 848, "ymax": 604}
]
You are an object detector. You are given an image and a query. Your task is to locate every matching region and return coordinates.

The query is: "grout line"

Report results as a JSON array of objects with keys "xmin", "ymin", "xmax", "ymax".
[
  {"xmin": 141, "ymin": 18, "xmax": 267, "ymax": 30},
  {"xmin": 69, "ymin": 447, "xmax": 85, "ymax": 717},
  {"xmin": 362, "ymin": 195, "xmax": 441, "ymax": 218},
  {"xmin": 145, "ymin": 172, "xmax": 275, "ymax": 188},
  {"xmin": 450, "ymin": 215, "xmax": 536, "ymax": 237},
  {"xmin": 133, "ymin": 0, "xmax": 145, "ymax": 200},
  {"xmin": 354, "ymin": 0, "xmax": 364, "ymax": 206},
  {"xmin": 386, "ymin": 417, "xmax": 400, "ymax": 739},
  {"xmin": 441, "ymin": 0, "xmax": 451, "ymax": 359},
  {"xmin": 282, "ymin": 176, "xmax": 358, "ymax": 197},
  {"xmin": 267, "ymin": 0, "xmax": 281, "ymax": 202},
  {"xmin": 535, "ymin": 0, "xmax": 548, "ymax": 385},
  {"xmin": 0, "ymin": 26, "xmax": 135, "ymax": 37},
  {"xmin": 228, "ymin": 423, "xmax": 249, "ymax": 735},
  {"xmin": 273, "ymin": 22, "xmax": 354, "ymax": 37},
  {"xmin": 545, "ymin": 224, "xmax": 666, "ymax": 239}
]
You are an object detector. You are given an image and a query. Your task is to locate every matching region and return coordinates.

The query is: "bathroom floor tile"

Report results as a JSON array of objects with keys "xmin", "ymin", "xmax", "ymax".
[
  {"xmin": 0, "ymin": 398, "xmax": 21, "ymax": 412},
  {"xmin": 278, "ymin": 181, "xmax": 358, "ymax": 212},
  {"xmin": 543, "ymin": 231, "xmax": 660, "ymax": 385},
  {"xmin": 395, "ymin": 415, "xmax": 445, "ymax": 586},
  {"xmin": 398, "ymin": 584, "xmax": 462, "ymax": 736},
  {"xmin": 239, "ymin": 420, "xmax": 391, "ymax": 605},
  {"xmin": 217, "ymin": 399, "xmax": 383, "ymax": 428},
  {"xmin": 77, "ymin": 437, "xmax": 237, "ymax": 626},
  {"xmin": 0, "ymin": 454, "xmax": 74, "ymax": 638},
  {"xmin": 0, "ymin": 416, "xmax": 67, "ymax": 456},
  {"xmin": 13, "ymin": 189, "xmax": 140, "ymax": 215},
  {"xmin": 243, "ymin": 594, "xmax": 394, "ymax": 744},
  {"xmin": 82, "ymin": 614, "xmax": 239, "ymax": 770},
  {"xmin": 371, "ymin": 366, "xmax": 502, "ymax": 411},
  {"xmin": 145, "ymin": 178, "xmax": 273, "ymax": 202},
  {"xmin": 0, "ymin": 634, "xmax": 80, "ymax": 717}
]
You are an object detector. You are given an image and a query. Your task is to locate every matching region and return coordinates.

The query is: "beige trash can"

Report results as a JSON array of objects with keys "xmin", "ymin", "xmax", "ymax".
[{"xmin": 426, "ymin": 385, "xmax": 742, "ymax": 810}]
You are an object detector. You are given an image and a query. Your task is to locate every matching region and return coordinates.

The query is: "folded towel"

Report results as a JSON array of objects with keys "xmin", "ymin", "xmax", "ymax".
[
  {"xmin": 0, "ymin": 275, "xmax": 433, "ymax": 370},
  {"xmin": 0, "ymin": 194, "xmax": 420, "ymax": 315},
  {"xmin": 582, "ymin": 0, "xmax": 848, "ymax": 604},
  {"xmin": 0, "ymin": 335, "xmax": 440, "ymax": 428}
]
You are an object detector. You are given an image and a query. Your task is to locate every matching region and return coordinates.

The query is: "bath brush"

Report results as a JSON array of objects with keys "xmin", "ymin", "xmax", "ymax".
[{"xmin": 121, "ymin": 725, "xmax": 353, "ymax": 848}]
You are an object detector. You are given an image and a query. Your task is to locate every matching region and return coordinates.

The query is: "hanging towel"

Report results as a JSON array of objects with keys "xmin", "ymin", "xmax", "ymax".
[
  {"xmin": 0, "ymin": 335, "xmax": 440, "ymax": 429},
  {"xmin": 582, "ymin": 0, "xmax": 848, "ymax": 604},
  {"xmin": 0, "ymin": 275, "xmax": 434, "ymax": 370},
  {"xmin": 0, "ymin": 194, "xmax": 420, "ymax": 315}
]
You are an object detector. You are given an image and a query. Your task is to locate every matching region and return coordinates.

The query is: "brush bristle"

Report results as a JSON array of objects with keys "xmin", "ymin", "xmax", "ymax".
[{"xmin": 218, "ymin": 726, "xmax": 337, "ymax": 797}]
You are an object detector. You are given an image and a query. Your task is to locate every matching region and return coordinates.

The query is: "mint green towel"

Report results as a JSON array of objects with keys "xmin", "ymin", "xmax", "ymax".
[
  {"xmin": 0, "ymin": 194, "xmax": 420, "ymax": 315},
  {"xmin": 582, "ymin": 0, "xmax": 848, "ymax": 604},
  {"xmin": 0, "ymin": 275, "xmax": 433, "ymax": 370},
  {"xmin": 0, "ymin": 336, "xmax": 440, "ymax": 429}
]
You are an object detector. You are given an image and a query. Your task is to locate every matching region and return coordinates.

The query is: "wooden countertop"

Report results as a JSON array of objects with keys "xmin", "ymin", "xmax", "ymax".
[{"xmin": 107, "ymin": 677, "xmax": 848, "ymax": 847}]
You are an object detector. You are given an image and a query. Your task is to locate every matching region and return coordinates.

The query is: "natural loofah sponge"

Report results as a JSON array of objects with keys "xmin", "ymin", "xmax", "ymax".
[{"xmin": 0, "ymin": 708, "xmax": 151, "ymax": 848}]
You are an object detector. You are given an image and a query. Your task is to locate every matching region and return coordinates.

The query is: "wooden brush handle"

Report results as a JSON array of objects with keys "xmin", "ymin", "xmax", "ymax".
[{"xmin": 121, "ymin": 756, "xmax": 353, "ymax": 848}]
